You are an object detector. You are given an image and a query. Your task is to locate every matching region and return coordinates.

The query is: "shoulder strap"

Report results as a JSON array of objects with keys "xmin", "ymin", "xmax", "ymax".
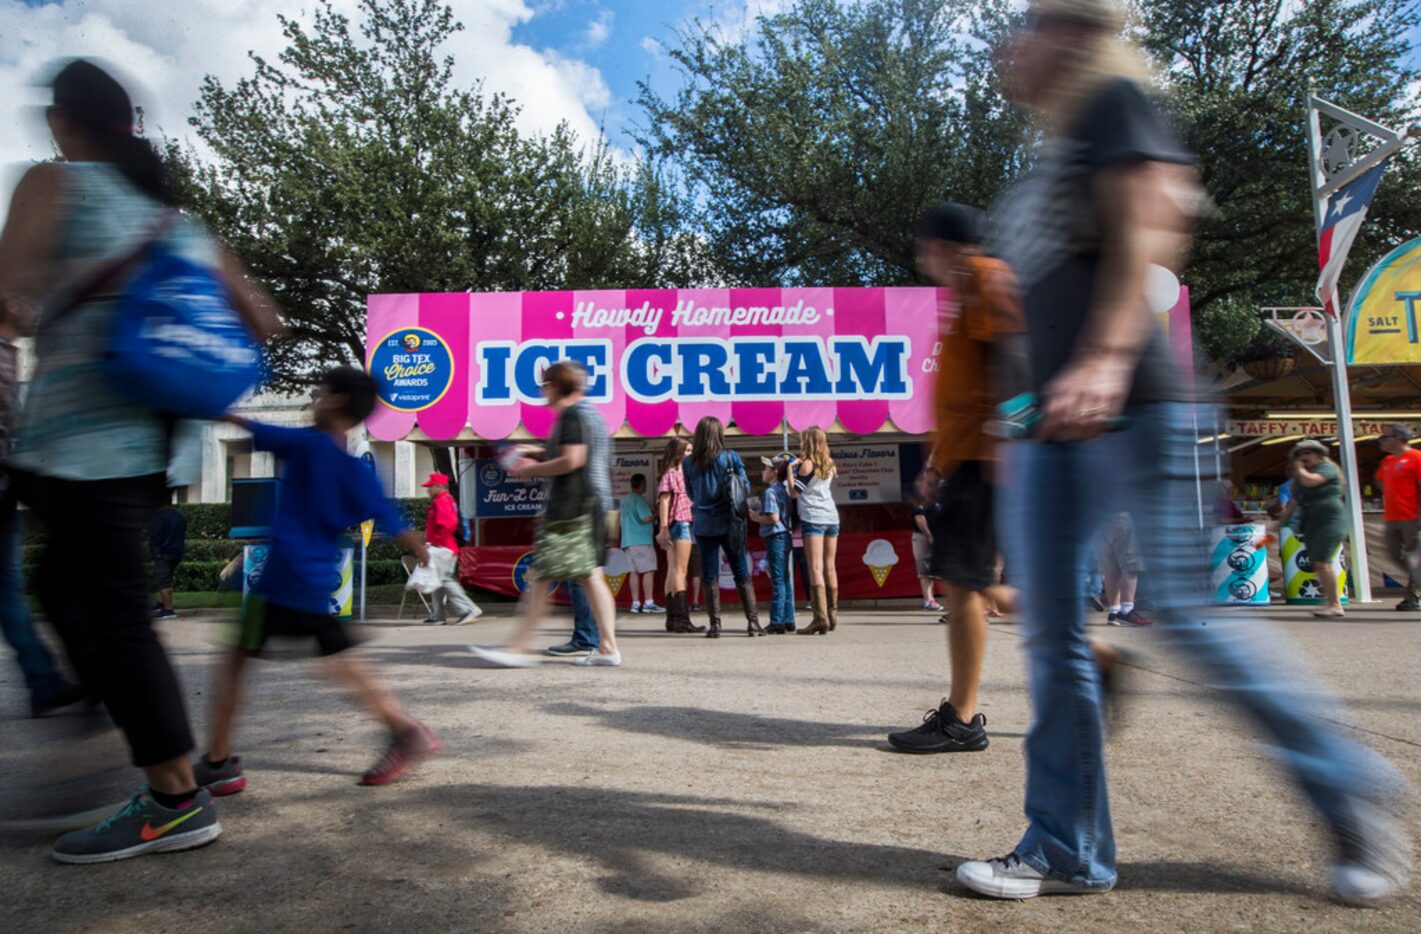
[{"xmin": 45, "ymin": 209, "xmax": 180, "ymax": 328}]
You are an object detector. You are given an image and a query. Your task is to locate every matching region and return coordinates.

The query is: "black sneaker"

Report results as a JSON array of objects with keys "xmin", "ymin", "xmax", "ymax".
[
  {"xmin": 30, "ymin": 682, "xmax": 88, "ymax": 718},
  {"xmin": 546, "ymin": 641, "xmax": 597, "ymax": 657},
  {"xmin": 153, "ymin": 608, "xmax": 178, "ymax": 621},
  {"xmin": 51, "ymin": 788, "xmax": 220, "ymax": 864},
  {"xmin": 1086, "ymin": 594, "xmax": 1106, "ymax": 613},
  {"xmin": 887, "ymin": 699, "xmax": 988, "ymax": 753},
  {"xmin": 1396, "ymin": 599, "xmax": 1420, "ymax": 612}
]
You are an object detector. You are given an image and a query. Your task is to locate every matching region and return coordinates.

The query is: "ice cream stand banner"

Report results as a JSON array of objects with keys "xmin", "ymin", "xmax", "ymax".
[
  {"xmin": 1345, "ymin": 237, "xmax": 1421, "ymax": 366},
  {"xmin": 364, "ymin": 288, "xmax": 941, "ymax": 441}
]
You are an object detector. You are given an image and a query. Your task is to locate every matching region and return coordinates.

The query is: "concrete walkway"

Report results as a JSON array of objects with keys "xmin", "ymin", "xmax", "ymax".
[{"xmin": 2, "ymin": 605, "xmax": 1419, "ymax": 932}]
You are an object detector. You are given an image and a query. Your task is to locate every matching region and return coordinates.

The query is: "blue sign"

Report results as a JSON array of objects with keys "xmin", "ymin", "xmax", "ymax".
[
  {"xmin": 473, "ymin": 459, "xmax": 548, "ymax": 518},
  {"xmin": 368, "ymin": 326, "xmax": 455, "ymax": 412}
]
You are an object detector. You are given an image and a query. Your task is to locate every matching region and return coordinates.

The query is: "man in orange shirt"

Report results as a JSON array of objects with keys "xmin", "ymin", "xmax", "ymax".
[
  {"xmin": 1376, "ymin": 425, "xmax": 1421, "ymax": 611},
  {"xmin": 888, "ymin": 204, "xmax": 1026, "ymax": 754}
]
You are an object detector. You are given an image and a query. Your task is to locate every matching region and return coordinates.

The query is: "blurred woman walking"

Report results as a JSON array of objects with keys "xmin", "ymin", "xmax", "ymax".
[{"xmin": 1289, "ymin": 439, "xmax": 1349, "ymax": 618}]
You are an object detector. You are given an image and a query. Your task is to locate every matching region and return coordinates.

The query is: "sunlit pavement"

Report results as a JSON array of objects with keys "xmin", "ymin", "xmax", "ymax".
[{"xmin": 2, "ymin": 603, "xmax": 1419, "ymax": 931}]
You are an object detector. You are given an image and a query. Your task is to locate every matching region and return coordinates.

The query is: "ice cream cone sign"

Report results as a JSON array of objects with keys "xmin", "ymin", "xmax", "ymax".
[
  {"xmin": 603, "ymin": 547, "xmax": 631, "ymax": 598},
  {"xmin": 862, "ymin": 539, "xmax": 900, "ymax": 588}
]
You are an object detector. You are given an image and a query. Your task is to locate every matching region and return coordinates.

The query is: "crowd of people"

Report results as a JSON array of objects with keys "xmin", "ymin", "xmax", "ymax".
[{"xmin": 0, "ymin": 0, "xmax": 1412, "ymax": 908}]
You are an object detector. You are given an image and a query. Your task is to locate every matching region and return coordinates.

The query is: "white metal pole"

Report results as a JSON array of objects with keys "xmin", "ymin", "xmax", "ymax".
[
  {"xmin": 359, "ymin": 535, "xmax": 368, "ymax": 623},
  {"xmin": 1325, "ymin": 310, "xmax": 1373, "ymax": 602}
]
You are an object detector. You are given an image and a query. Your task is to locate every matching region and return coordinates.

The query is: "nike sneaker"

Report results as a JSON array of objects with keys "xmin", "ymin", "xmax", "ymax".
[{"xmin": 52, "ymin": 788, "xmax": 220, "ymax": 864}]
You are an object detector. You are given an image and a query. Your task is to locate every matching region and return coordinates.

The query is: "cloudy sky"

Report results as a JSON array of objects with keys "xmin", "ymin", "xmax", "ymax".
[{"xmin": 0, "ymin": 0, "xmax": 789, "ymax": 207}]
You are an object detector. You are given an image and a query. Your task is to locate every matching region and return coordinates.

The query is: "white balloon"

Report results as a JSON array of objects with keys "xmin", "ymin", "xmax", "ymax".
[{"xmin": 1144, "ymin": 264, "xmax": 1182, "ymax": 314}]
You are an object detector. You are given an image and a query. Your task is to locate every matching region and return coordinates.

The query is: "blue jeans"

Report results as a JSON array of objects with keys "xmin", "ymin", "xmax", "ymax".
[
  {"xmin": 1000, "ymin": 403, "xmax": 1397, "ymax": 890},
  {"xmin": 697, "ymin": 533, "xmax": 748, "ymax": 586},
  {"xmin": 668, "ymin": 521, "xmax": 693, "ymax": 542},
  {"xmin": 801, "ymin": 521, "xmax": 839, "ymax": 538},
  {"xmin": 765, "ymin": 532, "xmax": 794, "ymax": 627},
  {"xmin": 0, "ymin": 518, "xmax": 65, "ymax": 705},
  {"xmin": 565, "ymin": 580, "xmax": 599, "ymax": 649}
]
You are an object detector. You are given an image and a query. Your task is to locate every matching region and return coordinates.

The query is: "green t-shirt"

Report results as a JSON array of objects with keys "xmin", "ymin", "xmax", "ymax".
[{"xmin": 620, "ymin": 492, "xmax": 654, "ymax": 547}]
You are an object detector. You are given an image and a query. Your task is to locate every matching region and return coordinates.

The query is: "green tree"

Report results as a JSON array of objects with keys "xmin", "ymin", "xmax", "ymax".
[
  {"xmin": 172, "ymin": 0, "xmax": 713, "ymax": 387},
  {"xmin": 637, "ymin": 0, "xmax": 1031, "ymax": 286},
  {"xmin": 1134, "ymin": 0, "xmax": 1421, "ymax": 349}
]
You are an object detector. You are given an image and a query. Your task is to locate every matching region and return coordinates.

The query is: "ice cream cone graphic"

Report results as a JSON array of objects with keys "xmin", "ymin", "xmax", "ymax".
[
  {"xmin": 862, "ymin": 539, "xmax": 900, "ymax": 589},
  {"xmin": 603, "ymin": 548, "xmax": 631, "ymax": 597}
]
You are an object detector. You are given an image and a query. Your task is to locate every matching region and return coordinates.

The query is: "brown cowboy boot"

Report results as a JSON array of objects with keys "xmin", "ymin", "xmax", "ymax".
[
  {"xmin": 669, "ymin": 592, "xmax": 702, "ymax": 634},
  {"xmin": 705, "ymin": 587, "xmax": 722, "ymax": 639},
  {"xmin": 799, "ymin": 585, "xmax": 830, "ymax": 635},
  {"xmin": 827, "ymin": 586, "xmax": 839, "ymax": 632},
  {"xmin": 736, "ymin": 578, "xmax": 765, "ymax": 637}
]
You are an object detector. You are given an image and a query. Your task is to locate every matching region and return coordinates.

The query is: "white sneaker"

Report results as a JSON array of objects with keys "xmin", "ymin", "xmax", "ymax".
[
  {"xmin": 642, "ymin": 601, "xmax": 664, "ymax": 614},
  {"xmin": 452, "ymin": 606, "xmax": 484, "ymax": 625},
  {"xmin": 576, "ymin": 649, "xmax": 622, "ymax": 667},
  {"xmin": 467, "ymin": 645, "xmax": 541, "ymax": 668},
  {"xmin": 629, "ymin": 602, "xmax": 642, "ymax": 614},
  {"xmin": 956, "ymin": 854, "xmax": 1101, "ymax": 900},
  {"xmin": 1330, "ymin": 799, "xmax": 1412, "ymax": 905}
]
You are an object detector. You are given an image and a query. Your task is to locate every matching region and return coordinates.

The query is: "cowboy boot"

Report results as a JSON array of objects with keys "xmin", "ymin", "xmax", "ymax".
[
  {"xmin": 670, "ymin": 592, "xmax": 702, "ymax": 634},
  {"xmin": 665, "ymin": 591, "xmax": 676, "ymax": 632},
  {"xmin": 799, "ymin": 586, "xmax": 830, "ymax": 635},
  {"xmin": 736, "ymin": 578, "xmax": 765, "ymax": 637},
  {"xmin": 827, "ymin": 586, "xmax": 839, "ymax": 632},
  {"xmin": 705, "ymin": 587, "xmax": 722, "ymax": 638}
]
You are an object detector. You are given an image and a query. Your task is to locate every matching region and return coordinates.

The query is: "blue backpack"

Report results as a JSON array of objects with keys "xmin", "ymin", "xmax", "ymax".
[{"xmin": 56, "ymin": 213, "xmax": 263, "ymax": 419}]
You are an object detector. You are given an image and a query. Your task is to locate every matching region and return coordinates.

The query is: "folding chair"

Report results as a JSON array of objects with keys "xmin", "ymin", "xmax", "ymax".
[{"xmin": 399, "ymin": 554, "xmax": 433, "ymax": 620}]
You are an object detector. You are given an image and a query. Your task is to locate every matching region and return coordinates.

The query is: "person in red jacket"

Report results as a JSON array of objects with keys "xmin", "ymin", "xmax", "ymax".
[
  {"xmin": 1377, "ymin": 425, "xmax": 1421, "ymax": 611},
  {"xmin": 422, "ymin": 473, "xmax": 481, "ymax": 625}
]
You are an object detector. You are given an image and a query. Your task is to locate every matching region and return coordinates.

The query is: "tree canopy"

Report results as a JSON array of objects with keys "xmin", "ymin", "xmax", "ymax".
[{"xmin": 172, "ymin": 0, "xmax": 712, "ymax": 387}]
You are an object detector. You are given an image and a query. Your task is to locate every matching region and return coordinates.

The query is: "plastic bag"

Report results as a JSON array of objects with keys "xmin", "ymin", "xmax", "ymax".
[{"xmin": 406, "ymin": 561, "xmax": 440, "ymax": 595}]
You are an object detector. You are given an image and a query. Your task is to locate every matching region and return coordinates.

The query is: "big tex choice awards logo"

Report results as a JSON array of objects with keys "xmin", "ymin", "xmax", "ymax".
[{"xmin": 368, "ymin": 327, "xmax": 455, "ymax": 412}]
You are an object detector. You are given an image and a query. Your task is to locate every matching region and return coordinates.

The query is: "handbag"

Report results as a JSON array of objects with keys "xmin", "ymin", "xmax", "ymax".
[
  {"xmin": 533, "ymin": 509, "xmax": 598, "ymax": 581},
  {"xmin": 721, "ymin": 452, "xmax": 750, "ymax": 543},
  {"xmin": 49, "ymin": 211, "xmax": 263, "ymax": 419}
]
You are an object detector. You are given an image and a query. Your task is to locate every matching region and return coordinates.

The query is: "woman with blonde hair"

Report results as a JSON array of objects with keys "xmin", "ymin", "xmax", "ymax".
[
  {"xmin": 656, "ymin": 436, "xmax": 703, "ymax": 633},
  {"xmin": 1290, "ymin": 439, "xmax": 1348, "ymax": 618},
  {"xmin": 792, "ymin": 426, "xmax": 840, "ymax": 635},
  {"xmin": 957, "ymin": 0, "xmax": 1405, "ymax": 905}
]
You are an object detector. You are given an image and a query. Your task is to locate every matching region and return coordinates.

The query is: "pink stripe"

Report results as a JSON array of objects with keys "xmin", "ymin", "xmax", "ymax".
[
  {"xmin": 520, "ymin": 292, "xmax": 573, "ymax": 439},
  {"xmin": 573, "ymin": 290, "xmax": 628, "ymax": 436},
  {"xmin": 1169, "ymin": 287, "xmax": 1195, "ymax": 389},
  {"xmin": 467, "ymin": 292, "xmax": 523, "ymax": 440},
  {"xmin": 365, "ymin": 294, "xmax": 419, "ymax": 441},
  {"xmin": 833, "ymin": 287, "xmax": 889, "ymax": 435},
  {"xmin": 729, "ymin": 287, "xmax": 785, "ymax": 437},
  {"xmin": 782, "ymin": 287, "xmax": 836, "ymax": 433},
  {"xmin": 673, "ymin": 288, "xmax": 732, "ymax": 434},
  {"xmin": 623, "ymin": 289, "xmax": 681, "ymax": 437},
  {"xmin": 415, "ymin": 293, "xmax": 470, "ymax": 440},
  {"xmin": 885, "ymin": 287, "xmax": 938, "ymax": 435}
]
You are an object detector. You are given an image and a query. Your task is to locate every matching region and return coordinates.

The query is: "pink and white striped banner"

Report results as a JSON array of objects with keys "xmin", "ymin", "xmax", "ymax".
[{"xmin": 365, "ymin": 288, "xmax": 939, "ymax": 441}]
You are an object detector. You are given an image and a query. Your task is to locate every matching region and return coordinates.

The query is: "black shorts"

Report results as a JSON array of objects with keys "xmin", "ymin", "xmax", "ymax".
[
  {"xmin": 929, "ymin": 461, "xmax": 997, "ymax": 591},
  {"xmin": 151, "ymin": 556, "xmax": 179, "ymax": 591},
  {"xmin": 238, "ymin": 596, "xmax": 355, "ymax": 657}
]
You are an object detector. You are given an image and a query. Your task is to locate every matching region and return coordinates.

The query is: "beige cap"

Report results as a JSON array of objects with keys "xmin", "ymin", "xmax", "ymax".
[{"xmin": 1291, "ymin": 439, "xmax": 1329, "ymax": 458}]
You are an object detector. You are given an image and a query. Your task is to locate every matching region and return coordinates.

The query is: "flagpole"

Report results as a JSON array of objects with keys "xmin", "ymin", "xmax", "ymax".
[{"xmin": 1307, "ymin": 96, "xmax": 1377, "ymax": 602}]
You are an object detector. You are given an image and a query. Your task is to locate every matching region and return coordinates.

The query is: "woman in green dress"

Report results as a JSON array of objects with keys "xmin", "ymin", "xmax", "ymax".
[{"xmin": 1290, "ymin": 439, "xmax": 1348, "ymax": 617}]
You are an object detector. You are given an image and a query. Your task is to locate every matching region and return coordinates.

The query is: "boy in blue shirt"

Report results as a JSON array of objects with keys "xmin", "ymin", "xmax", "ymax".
[
  {"xmin": 750, "ymin": 454, "xmax": 795, "ymax": 633},
  {"xmin": 194, "ymin": 367, "xmax": 439, "ymax": 793}
]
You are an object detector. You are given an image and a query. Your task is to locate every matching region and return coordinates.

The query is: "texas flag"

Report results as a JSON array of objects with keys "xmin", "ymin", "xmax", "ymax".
[{"xmin": 1316, "ymin": 159, "xmax": 1390, "ymax": 316}]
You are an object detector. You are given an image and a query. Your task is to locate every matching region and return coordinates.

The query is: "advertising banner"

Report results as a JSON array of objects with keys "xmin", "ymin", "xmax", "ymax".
[
  {"xmin": 1209, "ymin": 524, "xmax": 1271, "ymax": 605},
  {"xmin": 1345, "ymin": 237, "xmax": 1421, "ymax": 366},
  {"xmin": 1281, "ymin": 527, "xmax": 1349, "ymax": 604},
  {"xmin": 365, "ymin": 288, "xmax": 941, "ymax": 441},
  {"xmin": 830, "ymin": 444, "xmax": 904, "ymax": 504},
  {"xmin": 471, "ymin": 459, "xmax": 546, "ymax": 519},
  {"xmin": 457, "ymin": 530, "xmax": 922, "ymax": 601}
]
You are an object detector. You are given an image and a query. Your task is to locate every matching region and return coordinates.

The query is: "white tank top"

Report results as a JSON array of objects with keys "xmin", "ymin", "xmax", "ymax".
[{"xmin": 797, "ymin": 472, "xmax": 839, "ymax": 525}]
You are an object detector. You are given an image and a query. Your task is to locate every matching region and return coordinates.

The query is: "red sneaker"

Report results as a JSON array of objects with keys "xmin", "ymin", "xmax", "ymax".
[{"xmin": 359, "ymin": 719, "xmax": 443, "ymax": 786}]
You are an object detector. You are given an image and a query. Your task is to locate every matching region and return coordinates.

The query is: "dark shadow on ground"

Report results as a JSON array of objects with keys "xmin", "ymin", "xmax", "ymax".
[{"xmin": 543, "ymin": 700, "xmax": 928, "ymax": 749}]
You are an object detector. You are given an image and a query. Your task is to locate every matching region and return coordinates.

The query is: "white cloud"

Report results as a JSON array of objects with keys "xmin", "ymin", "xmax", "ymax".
[
  {"xmin": 640, "ymin": 35, "xmax": 663, "ymax": 58},
  {"xmin": 584, "ymin": 9, "xmax": 613, "ymax": 48},
  {"xmin": 0, "ymin": 0, "xmax": 617, "ymax": 212}
]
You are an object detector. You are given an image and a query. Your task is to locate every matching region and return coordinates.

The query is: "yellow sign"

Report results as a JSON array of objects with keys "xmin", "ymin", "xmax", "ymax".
[
  {"xmin": 1346, "ymin": 237, "xmax": 1421, "ymax": 365},
  {"xmin": 361, "ymin": 519, "xmax": 374, "ymax": 548}
]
